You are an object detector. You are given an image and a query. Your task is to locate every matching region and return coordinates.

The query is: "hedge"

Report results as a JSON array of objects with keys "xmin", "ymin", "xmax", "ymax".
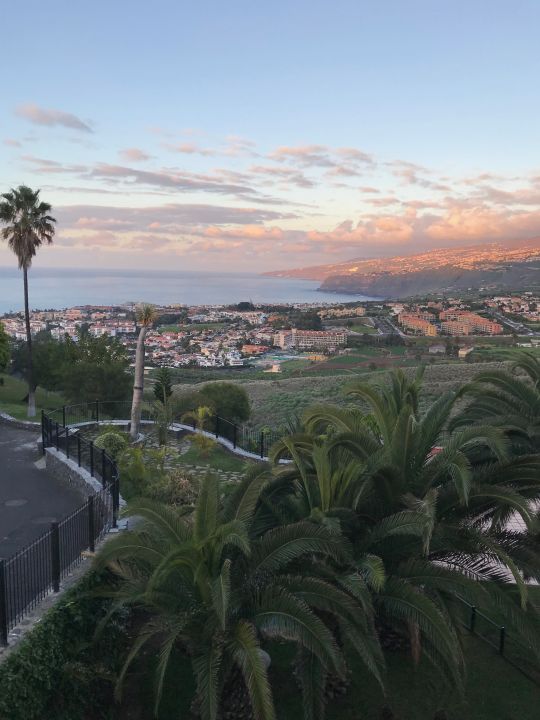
[{"xmin": 0, "ymin": 570, "xmax": 129, "ymax": 720}]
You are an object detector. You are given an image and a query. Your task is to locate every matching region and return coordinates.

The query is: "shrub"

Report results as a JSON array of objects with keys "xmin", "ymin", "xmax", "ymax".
[
  {"xmin": 146, "ymin": 468, "xmax": 199, "ymax": 506},
  {"xmin": 0, "ymin": 571, "xmax": 128, "ymax": 720},
  {"xmin": 94, "ymin": 430, "xmax": 128, "ymax": 459}
]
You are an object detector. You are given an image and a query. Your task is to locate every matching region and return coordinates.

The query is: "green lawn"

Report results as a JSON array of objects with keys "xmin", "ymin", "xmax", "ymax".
[
  {"xmin": 177, "ymin": 441, "xmax": 250, "ymax": 473},
  {"xmin": 132, "ymin": 632, "xmax": 539, "ymax": 720},
  {"xmin": 348, "ymin": 323, "xmax": 378, "ymax": 334},
  {"xmin": 0, "ymin": 373, "xmax": 65, "ymax": 420}
]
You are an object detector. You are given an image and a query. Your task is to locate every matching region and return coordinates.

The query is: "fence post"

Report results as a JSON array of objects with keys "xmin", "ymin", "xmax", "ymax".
[
  {"xmin": 41, "ymin": 410, "xmax": 46, "ymax": 454},
  {"xmin": 77, "ymin": 435, "xmax": 81, "ymax": 467},
  {"xmin": 499, "ymin": 626, "xmax": 506, "ymax": 655},
  {"xmin": 50, "ymin": 522, "xmax": 60, "ymax": 592},
  {"xmin": 62, "ymin": 405, "xmax": 66, "ymax": 428},
  {"xmin": 112, "ymin": 474, "xmax": 119, "ymax": 529},
  {"xmin": 233, "ymin": 424, "xmax": 237, "ymax": 449},
  {"xmin": 0, "ymin": 560, "xmax": 8, "ymax": 646},
  {"xmin": 101, "ymin": 449, "xmax": 106, "ymax": 487},
  {"xmin": 89, "ymin": 441, "xmax": 94, "ymax": 477},
  {"xmin": 55, "ymin": 422, "xmax": 59, "ymax": 451},
  {"xmin": 95, "ymin": 399, "xmax": 100, "ymax": 424},
  {"xmin": 215, "ymin": 416, "xmax": 219, "ymax": 438},
  {"xmin": 260, "ymin": 431, "xmax": 264, "ymax": 458},
  {"xmin": 88, "ymin": 495, "xmax": 95, "ymax": 553},
  {"xmin": 470, "ymin": 605, "xmax": 476, "ymax": 633},
  {"xmin": 65, "ymin": 427, "xmax": 70, "ymax": 460}
]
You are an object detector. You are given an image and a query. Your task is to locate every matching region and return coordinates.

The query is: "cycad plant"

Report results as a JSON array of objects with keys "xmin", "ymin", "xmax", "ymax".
[{"xmin": 94, "ymin": 475, "xmax": 383, "ymax": 719}]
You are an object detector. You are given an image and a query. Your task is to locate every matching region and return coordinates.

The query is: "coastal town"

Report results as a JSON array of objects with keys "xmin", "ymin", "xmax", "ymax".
[{"xmin": 2, "ymin": 292, "xmax": 540, "ymax": 372}]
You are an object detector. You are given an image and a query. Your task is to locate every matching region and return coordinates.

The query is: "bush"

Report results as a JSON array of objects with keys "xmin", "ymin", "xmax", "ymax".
[
  {"xmin": 0, "ymin": 571, "xmax": 128, "ymax": 720},
  {"xmin": 94, "ymin": 429, "xmax": 129, "ymax": 459},
  {"xmin": 146, "ymin": 468, "xmax": 199, "ymax": 506}
]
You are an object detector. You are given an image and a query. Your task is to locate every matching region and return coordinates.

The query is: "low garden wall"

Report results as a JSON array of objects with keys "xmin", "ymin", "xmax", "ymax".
[{"xmin": 0, "ymin": 411, "xmax": 40, "ymax": 432}]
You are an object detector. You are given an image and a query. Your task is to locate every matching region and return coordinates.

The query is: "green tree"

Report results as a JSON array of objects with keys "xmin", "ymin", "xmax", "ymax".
[
  {"xmin": 199, "ymin": 381, "xmax": 251, "ymax": 422},
  {"xmin": 95, "ymin": 477, "xmax": 383, "ymax": 720},
  {"xmin": 60, "ymin": 331, "xmax": 131, "ymax": 404},
  {"xmin": 0, "ymin": 186, "xmax": 56, "ymax": 416},
  {"xmin": 153, "ymin": 366, "xmax": 173, "ymax": 402},
  {"xmin": 10, "ymin": 331, "xmax": 65, "ymax": 391},
  {"xmin": 0, "ymin": 322, "xmax": 10, "ymax": 372}
]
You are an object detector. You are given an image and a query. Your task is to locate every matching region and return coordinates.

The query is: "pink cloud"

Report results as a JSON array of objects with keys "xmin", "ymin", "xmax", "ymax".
[
  {"xmin": 118, "ymin": 148, "xmax": 151, "ymax": 162},
  {"xmin": 15, "ymin": 103, "xmax": 93, "ymax": 132}
]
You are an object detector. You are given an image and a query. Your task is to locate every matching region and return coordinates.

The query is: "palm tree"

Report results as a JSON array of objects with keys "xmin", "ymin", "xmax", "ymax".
[
  {"xmin": 94, "ymin": 476, "xmax": 383, "ymax": 719},
  {"xmin": 0, "ymin": 186, "xmax": 56, "ymax": 416},
  {"xmin": 267, "ymin": 370, "xmax": 540, "ymax": 680},
  {"xmin": 453, "ymin": 350, "xmax": 540, "ymax": 453},
  {"xmin": 129, "ymin": 304, "xmax": 156, "ymax": 439}
]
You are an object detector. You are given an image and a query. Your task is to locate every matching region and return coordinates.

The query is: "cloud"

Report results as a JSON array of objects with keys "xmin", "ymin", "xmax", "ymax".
[
  {"xmin": 56, "ymin": 202, "xmax": 297, "ymax": 231},
  {"xmin": 118, "ymin": 148, "xmax": 152, "ymax": 162},
  {"xmin": 15, "ymin": 103, "xmax": 93, "ymax": 132},
  {"xmin": 164, "ymin": 142, "xmax": 217, "ymax": 156},
  {"xmin": 3, "ymin": 138, "xmax": 21, "ymax": 147}
]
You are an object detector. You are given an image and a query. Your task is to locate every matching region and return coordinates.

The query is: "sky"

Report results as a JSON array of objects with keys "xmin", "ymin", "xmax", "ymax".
[{"xmin": 1, "ymin": 0, "xmax": 540, "ymax": 273}]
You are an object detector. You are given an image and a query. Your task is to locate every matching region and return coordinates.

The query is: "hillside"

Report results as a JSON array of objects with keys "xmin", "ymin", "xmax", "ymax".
[{"xmin": 265, "ymin": 239, "xmax": 540, "ymax": 297}]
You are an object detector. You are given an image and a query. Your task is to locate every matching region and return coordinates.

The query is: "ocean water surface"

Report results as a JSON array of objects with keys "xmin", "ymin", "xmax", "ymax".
[{"xmin": 0, "ymin": 267, "xmax": 371, "ymax": 313}]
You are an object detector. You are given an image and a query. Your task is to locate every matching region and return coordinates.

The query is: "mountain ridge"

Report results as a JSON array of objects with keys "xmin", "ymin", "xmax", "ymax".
[{"xmin": 264, "ymin": 239, "xmax": 540, "ymax": 297}]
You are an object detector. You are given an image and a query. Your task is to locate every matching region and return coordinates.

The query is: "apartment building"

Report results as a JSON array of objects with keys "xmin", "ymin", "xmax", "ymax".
[
  {"xmin": 440, "ymin": 311, "xmax": 502, "ymax": 335},
  {"xmin": 274, "ymin": 329, "xmax": 347, "ymax": 350},
  {"xmin": 398, "ymin": 313, "xmax": 438, "ymax": 336}
]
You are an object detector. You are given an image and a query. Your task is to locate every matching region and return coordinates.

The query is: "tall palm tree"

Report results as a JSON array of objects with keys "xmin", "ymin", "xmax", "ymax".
[
  {"xmin": 95, "ymin": 476, "xmax": 383, "ymax": 719},
  {"xmin": 0, "ymin": 186, "xmax": 56, "ymax": 416},
  {"xmin": 130, "ymin": 303, "xmax": 156, "ymax": 439}
]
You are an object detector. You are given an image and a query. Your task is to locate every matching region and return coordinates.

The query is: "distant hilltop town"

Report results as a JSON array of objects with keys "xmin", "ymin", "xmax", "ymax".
[{"xmin": 2, "ymin": 291, "xmax": 539, "ymax": 372}]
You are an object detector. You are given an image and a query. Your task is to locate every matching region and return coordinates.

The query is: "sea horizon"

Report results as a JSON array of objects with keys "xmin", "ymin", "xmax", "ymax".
[{"xmin": 0, "ymin": 266, "xmax": 374, "ymax": 314}]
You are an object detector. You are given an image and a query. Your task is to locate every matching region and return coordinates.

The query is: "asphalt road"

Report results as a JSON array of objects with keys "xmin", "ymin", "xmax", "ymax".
[{"xmin": 0, "ymin": 424, "xmax": 83, "ymax": 559}]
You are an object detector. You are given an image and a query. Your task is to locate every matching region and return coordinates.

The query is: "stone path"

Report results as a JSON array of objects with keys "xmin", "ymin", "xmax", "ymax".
[{"xmin": 0, "ymin": 425, "xmax": 83, "ymax": 559}]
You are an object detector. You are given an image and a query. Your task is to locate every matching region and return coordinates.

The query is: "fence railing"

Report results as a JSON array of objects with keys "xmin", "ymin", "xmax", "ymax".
[
  {"xmin": 0, "ymin": 411, "xmax": 120, "ymax": 646},
  {"xmin": 0, "ymin": 487, "xmax": 113, "ymax": 645},
  {"xmin": 456, "ymin": 595, "xmax": 540, "ymax": 684},
  {"xmin": 45, "ymin": 400, "xmax": 284, "ymax": 460}
]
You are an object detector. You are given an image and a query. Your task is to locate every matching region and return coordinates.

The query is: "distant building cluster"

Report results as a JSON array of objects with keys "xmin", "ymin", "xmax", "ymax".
[{"xmin": 398, "ymin": 307, "xmax": 503, "ymax": 336}]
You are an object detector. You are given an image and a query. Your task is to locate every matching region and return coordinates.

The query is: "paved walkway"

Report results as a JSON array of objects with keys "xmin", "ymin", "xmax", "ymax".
[{"xmin": 0, "ymin": 425, "xmax": 83, "ymax": 559}]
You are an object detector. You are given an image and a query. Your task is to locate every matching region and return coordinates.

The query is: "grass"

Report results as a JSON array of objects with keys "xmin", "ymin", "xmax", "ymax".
[
  {"xmin": 131, "ymin": 632, "xmax": 539, "ymax": 720},
  {"xmin": 177, "ymin": 441, "xmax": 250, "ymax": 473},
  {"xmin": 348, "ymin": 323, "xmax": 378, "ymax": 334},
  {"xmin": 0, "ymin": 373, "xmax": 65, "ymax": 420}
]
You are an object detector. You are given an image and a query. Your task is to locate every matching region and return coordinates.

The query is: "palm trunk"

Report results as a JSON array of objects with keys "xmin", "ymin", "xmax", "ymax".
[
  {"xmin": 130, "ymin": 326, "xmax": 147, "ymax": 439},
  {"xmin": 23, "ymin": 267, "xmax": 36, "ymax": 417}
]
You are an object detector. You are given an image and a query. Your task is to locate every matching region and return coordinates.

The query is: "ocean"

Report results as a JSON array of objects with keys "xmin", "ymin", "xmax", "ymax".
[{"xmin": 0, "ymin": 267, "xmax": 371, "ymax": 313}]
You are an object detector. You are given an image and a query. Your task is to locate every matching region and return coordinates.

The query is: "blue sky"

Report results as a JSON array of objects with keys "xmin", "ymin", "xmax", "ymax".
[{"xmin": 1, "ymin": 0, "xmax": 540, "ymax": 271}]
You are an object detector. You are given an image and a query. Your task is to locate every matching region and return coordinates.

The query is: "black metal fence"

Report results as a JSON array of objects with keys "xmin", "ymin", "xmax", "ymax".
[
  {"xmin": 0, "ymin": 410, "xmax": 120, "ymax": 646},
  {"xmin": 456, "ymin": 595, "xmax": 540, "ymax": 684},
  {"xmin": 0, "ymin": 488, "xmax": 113, "ymax": 645},
  {"xmin": 45, "ymin": 400, "xmax": 284, "ymax": 459}
]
